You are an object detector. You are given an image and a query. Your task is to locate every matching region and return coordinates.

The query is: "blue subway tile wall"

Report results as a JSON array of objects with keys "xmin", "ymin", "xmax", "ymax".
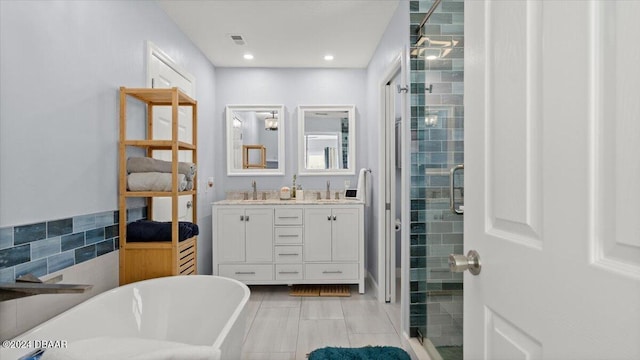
[
  {"xmin": 410, "ymin": 0, "xmax": 464, "ymax": 349},
  {"xmin": 0, "ymin": 227, "xmax": 14, "ymax": 250},
  {"xmin": 0, "ymin": 207, "xmax": 145, "ymax": 283}
]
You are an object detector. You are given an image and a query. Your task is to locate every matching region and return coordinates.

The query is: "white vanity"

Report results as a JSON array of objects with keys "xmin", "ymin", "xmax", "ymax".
[{"xmin": 212, "ymin": 199, "xmax": 365, "ymax": 293}]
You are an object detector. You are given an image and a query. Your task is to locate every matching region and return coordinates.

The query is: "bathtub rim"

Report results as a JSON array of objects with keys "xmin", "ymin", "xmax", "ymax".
[{"xmin": 3, "ymin": 275, "xmax": 250, "ymax": 358}]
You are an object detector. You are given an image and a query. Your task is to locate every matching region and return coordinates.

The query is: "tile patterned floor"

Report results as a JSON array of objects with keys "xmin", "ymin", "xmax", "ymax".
[{"xmin": 241, "ymin": 285, "xmax": 403, "ymax": 360}]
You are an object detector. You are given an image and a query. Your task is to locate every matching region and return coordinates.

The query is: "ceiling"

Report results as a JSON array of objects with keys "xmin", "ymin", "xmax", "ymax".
[{"xmin": 157, "ymin": 0, "xmax": 400, "ymax": 68}]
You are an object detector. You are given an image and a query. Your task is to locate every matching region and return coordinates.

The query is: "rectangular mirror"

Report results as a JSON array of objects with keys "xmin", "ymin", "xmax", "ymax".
[
  {"xmin": 298, "ymin": 105, "xmax": 355, "ymax": 175},
  {"xmin": 226, "ymin": 105, "xmax": 285, "ymax": 176}
]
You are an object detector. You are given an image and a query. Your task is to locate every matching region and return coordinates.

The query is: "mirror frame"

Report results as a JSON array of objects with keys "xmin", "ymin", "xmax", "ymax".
[
  {"xmin": 297, "ymin": 105, "xmax": 356, "ymax": 176},
  {"xmin": 226, "ymin": 104, "xmax": 285, "ymax": 176}
]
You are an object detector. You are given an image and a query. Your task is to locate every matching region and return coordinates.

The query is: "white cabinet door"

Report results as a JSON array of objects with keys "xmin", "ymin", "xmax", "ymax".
[
  {"xmin": 331, "ymin": 208, "xmax": 359, "ymax": 262},
  {"xmin": 304, "ymin": 208, "xmax": 332, "ymax": 262},
  {"xmin": 245, "ymin": 208, "xmax": 274, "ymax": 262},
  {"xmin": 216, "ymin": 208, "xmax": 245, "ymax": 263}
]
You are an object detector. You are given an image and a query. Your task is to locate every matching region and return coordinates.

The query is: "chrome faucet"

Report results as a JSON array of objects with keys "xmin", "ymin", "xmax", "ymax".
[
  {"xmin": 326, "ymin": 180, "xmax": 331, "ymax": 199},
  {"xmin": 252, "ymin": 180, "xmax": 257, "ymax": 200}
]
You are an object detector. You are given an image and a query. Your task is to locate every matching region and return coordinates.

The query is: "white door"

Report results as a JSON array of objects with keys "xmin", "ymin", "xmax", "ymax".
[
  {"xmin": 147, "ymin": 44, "xmax": 195, "ymax": 222},
  {"xmin": 465, "ymin": 1, "xmax": 640, "ymax": 359}
]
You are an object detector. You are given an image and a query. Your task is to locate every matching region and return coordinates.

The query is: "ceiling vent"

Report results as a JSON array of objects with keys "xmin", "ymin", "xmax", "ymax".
[{"xmin": 230, "ymin": 35, "xmax": 246, "ymax": 46}]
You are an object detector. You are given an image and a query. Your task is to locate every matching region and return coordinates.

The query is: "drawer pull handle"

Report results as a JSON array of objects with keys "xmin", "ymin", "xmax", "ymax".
[
  {"xmin": 327, "ymin": 216, "xmax": 332, "ymax": 221},
  {"xmin": 278, "ymin": 216, "xmax": 299, "ymax": 219},
  {"xmin": 278, "ymin": 235, "xmax": 299, "ymax": 238},
  {"xmin": 322, "ymin": 270, "xmax": 343, "ymax": 274},
  {"xmin": 333, "ymin": 216, "xmax": 337, "ymax": 221},
  {"xmin": 235, "ymin": 271, "xmax": 256, "ymax": 275},
  {"xmin": 279, "ymin": 271, "xmax": 299, "ymax": 274},
  {"xmin": 278, "ymin": 253, "xmax": 299, "ymax": 256}
]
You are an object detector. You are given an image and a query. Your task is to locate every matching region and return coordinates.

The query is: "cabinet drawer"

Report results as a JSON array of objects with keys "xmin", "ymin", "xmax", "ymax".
[
  {"xmin": 305, "ymin": 263, "xmax": 358, "ymax": 280},
  {"xmin": 219, "ymin": 264, "xmax": 273, "ymax": 281},
  {"xmin": 275, "ymin": 208, "xmax": 303, "ymax": 225},
  {"xmin": 275, "ymin": 227, "xmax": 303, "ymax": 244},
  {"xmin": 274, "ymin": 246, "xmax": 303, "ymax": 263},
  {"xmin": 275, "ymin": 264, "xmax": 303, "ymax": 280}
]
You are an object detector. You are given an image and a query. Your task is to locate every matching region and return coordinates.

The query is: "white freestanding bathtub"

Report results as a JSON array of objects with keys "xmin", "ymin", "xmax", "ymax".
[{"xmin": 0, "ymin": 275, "xmax": 250, "ymax": 360}]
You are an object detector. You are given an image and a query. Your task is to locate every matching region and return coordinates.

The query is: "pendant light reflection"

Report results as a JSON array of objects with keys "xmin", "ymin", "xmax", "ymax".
[{"xmin": 265, "ymin": 111, "xmax": 278, "ymax": 131}]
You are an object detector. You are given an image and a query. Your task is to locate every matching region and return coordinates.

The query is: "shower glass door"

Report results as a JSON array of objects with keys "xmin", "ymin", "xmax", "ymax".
[{"xmin": 409, "ymin": 0, "xmax": 464, "ymax": 359}]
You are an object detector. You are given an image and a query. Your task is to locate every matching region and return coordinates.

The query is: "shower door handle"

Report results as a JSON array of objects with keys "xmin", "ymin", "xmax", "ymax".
[
  {"xmin": 449, "ymin": 250, "xmax": 481, "ymax": 275},
  {"xmin": 449, "ymin": 164, "xmax": 464, "ymax": 214}
]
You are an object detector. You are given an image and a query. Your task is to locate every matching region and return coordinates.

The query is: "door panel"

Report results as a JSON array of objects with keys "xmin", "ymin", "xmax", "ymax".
[
  {"xmin": 304, "ymin": 208, "xmax": 332, "ymax": 262},
  {"xmin": 331, "ymin": 208, "xmax": 359, "ymax": 262},
  {"xmin": 245, "ymin": 209, "xmax": 274, "ymax": 263},
  {"xmin": 594, "ymin": 0, "xmax": 640, "ymax": 275},
  {"xmin": 466, "ymin": 1, "xmax": 640, "ymax": 359},
  {"xmin": 216, "ymin": 209, "xmax": 245, "ymax": 263}
]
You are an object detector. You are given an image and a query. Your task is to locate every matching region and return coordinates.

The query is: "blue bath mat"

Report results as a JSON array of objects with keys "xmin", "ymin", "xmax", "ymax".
[{"xmin": 308, "ymin": 346, "xmax": 411, "ymax": 360}]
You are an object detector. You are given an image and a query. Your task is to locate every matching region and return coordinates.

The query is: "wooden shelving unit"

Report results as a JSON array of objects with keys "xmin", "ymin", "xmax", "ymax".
[{"xmin": 118, "ymin": 87, "xmax": 198, "ymax": 285}]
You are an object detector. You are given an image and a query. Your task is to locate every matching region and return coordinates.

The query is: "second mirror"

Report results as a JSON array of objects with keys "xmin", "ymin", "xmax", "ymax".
[{"xmin": 298, "ymin": 105, "xmax": 355, "ymax": 175}]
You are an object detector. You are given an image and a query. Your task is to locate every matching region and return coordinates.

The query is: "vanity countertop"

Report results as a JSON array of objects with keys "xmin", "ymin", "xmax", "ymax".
[{"xmin": 213, "ymin": 198, "xmax": 364, "ymax": 206}]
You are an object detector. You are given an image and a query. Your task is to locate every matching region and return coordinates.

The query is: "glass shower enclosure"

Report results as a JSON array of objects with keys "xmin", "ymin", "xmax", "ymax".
[{"xmin": 409, "ymin": 0, "xmax": 464, "ymax": 359}]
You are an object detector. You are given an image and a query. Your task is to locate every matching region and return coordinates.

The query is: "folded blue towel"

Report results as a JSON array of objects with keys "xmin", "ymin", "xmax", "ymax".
[{"xmin": 126, "ymin": 220, "xmax": 199, "ymax": 242}]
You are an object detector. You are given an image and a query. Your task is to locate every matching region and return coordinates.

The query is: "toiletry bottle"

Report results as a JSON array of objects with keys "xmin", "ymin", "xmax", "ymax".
[{"xmin": 292, "ymin": 174, "xmax": 297, "ymax": 198}]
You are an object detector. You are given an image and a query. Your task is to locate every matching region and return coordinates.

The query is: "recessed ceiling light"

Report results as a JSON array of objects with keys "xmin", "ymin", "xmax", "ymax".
[
  {"xmin": 324, "ymin": 55, "xmax": 334, "ymax": 61},
  {"xmin": 244, "ymin": 54, "xmax": 254, "ymax": 60}
]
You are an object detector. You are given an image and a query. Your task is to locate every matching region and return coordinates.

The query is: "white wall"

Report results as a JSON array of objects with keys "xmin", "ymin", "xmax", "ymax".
[
  {"xmin": 213, "ymin": 68, "xmax": 367, "ymax": 195},
  {"xmin": 364, "ymin": 1, "xmax": 410, "ymax": 287},
  {"xmin": 0, "ymin": 0, "xmax": 217, "ymax": 338}
]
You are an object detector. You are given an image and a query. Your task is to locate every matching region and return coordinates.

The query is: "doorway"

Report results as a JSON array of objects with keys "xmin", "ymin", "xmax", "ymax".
[{"xmin": 382, "ymin": 68, "xmax": 403, "ymax": 304}]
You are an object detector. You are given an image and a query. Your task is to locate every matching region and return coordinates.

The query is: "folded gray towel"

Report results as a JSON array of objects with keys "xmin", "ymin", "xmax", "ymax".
[
  {"xmin": 127, "ymin": 157, "xmax": 196, "ymax": 181},
  {"xmin": 127, "ymin": 173, "xmax": 186, "ymax": 192}
]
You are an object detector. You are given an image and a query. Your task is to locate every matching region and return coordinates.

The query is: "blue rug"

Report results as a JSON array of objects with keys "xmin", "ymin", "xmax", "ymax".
[{"xmin": 308, "ymin": 346, "xmax": 411, "ymax": 360}]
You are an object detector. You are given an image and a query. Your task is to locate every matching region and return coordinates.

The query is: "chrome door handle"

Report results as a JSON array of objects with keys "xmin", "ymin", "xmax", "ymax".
[
  {"xmin": 449, "ymin": 164, "xmax": 464, "ymax": 214},
  {"xmin": 449, "ymin": 250, "xmax": 481, "ymax": 275}
]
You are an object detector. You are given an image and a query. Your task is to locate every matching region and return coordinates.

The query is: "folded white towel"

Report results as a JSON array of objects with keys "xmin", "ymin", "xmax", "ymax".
[
  {"xmin": 127, "ymin": 157, "xmax": 196, "ymax": 181},
  {"xmin": 127, "ymin": 173, "xmax": 187, "ymax": 192},
  {"xmin": 41, "ymin": 337, "xmax": 221, "ymax": 360}
]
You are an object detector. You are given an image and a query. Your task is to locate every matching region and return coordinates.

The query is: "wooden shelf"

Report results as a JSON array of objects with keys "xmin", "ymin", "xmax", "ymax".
[
  {"xmin": 120, "ymin": 87, "xmax": 196, "ymax": 105},
  {"xmin": 122, "ymin": 190, "xmax": 196, "ymax": 198},
  {"xmin": 121, "ymin": 140, "xmax": 196, "ymax": 150},
  {"xmin": 118, "ymin": 86, "xmax": 198, "ymax": 285}
]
